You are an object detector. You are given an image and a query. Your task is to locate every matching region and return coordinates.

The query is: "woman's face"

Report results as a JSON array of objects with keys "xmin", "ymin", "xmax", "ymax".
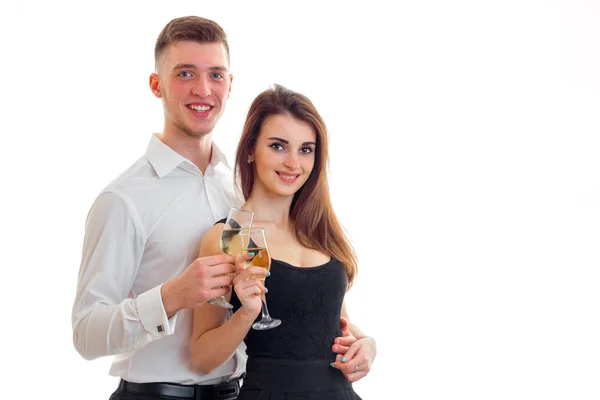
[{"xmin": 250, "ymin": 113, "xmax": 317, "ymax": 199}]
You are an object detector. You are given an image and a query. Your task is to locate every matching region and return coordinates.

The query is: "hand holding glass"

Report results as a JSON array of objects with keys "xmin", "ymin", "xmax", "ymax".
[
  {"xmin": 240, "ymin": 227, "xmax": 281, "ymax": 330},
  {"xmin": 207, "ymin": 207, "xmax": 254, "ymax": 309}
]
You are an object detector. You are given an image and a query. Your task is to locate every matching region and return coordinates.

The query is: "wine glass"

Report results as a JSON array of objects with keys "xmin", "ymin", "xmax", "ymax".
[
  {"xmin": 239, "ymin": 227, "xmax": 281, "ymax": 330},
  {"xmin": 207, "ymin": 207, "xmax": 254, "ymax": 309}
]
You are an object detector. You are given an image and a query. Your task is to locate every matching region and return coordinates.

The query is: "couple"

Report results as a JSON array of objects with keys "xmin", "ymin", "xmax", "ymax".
[{"xmin": 71, "ymin": 16, "xmax": 376, "ymax": 400}]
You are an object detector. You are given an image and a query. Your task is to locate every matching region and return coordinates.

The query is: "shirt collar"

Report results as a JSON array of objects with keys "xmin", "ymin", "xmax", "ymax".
[
  {"xmin": 210, "ymin": 142, "xmax": 231, "ymax": 170},
  {"xmin": 145, "ymin": 134, "xmax": 231, "ymax": 178}
]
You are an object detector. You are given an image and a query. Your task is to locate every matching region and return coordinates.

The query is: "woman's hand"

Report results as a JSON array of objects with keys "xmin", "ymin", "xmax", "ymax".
[{"xmin": 232, "ymin": 254, "xmax": 268, "ymax": 318}]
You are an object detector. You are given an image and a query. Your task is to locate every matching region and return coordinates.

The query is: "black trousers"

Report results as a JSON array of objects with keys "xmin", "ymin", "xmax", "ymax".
[{"xmin": 109, "ymin": 379, "xmax": 240, "ymax": 400}]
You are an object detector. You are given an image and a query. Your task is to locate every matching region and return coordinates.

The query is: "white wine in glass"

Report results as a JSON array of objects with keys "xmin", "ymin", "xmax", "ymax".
[
  {"xmin": 207, "ymin": 207, "xmax": 254, "ymax": 309},
  {"xmin": 240, "ymin": 227, "xmax": 281, "ymax": 330}
]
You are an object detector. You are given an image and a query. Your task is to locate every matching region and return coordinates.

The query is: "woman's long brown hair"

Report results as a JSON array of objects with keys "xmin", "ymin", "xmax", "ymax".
[{"xmin": 234, "ymin": 84, "xmax": 357, "ymax": 287}]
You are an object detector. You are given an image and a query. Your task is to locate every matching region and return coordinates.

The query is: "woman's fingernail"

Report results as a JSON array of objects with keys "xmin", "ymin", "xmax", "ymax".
[
  {"xmin": 329, "ymin": 363, "xmax": 335, "ymax": 368},
  {"xmin": 247, "ymin": 251, "xmax": 256, "ymax": 257},
  {"xmin": 341, "ymin": 357, "xmax": 348, "ymax": 362},
  {"xmin": 264, "ymin": 287, "xmax": 269, "ymax": 293},
  {"xmin": 266, "ymin": 271, "xmax": 271, "ymax": 276}
]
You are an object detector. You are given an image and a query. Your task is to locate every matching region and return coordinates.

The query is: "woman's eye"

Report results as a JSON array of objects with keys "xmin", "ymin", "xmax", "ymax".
[
  {"xmin": 270, "ymin": 143, "xmax": 284, "ymax": 151},
  {"xmin": 300, "ymin": 147, "xmax": 314, "ymax": 154}
]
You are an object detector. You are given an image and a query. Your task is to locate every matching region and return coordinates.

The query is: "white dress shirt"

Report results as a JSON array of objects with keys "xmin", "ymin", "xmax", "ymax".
[{"xmin": 72, "ymin": 134, "xmax": 245, "ymax": 385}]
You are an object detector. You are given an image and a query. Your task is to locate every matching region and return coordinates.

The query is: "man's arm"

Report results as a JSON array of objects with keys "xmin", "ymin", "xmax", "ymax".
[
  {"xmin": 72, "ymin": 191, "xmax": 236, "ymax": 360},
  {"xmin": 71, "ymin": 191, "xmax": 171, "ymax": 360}
]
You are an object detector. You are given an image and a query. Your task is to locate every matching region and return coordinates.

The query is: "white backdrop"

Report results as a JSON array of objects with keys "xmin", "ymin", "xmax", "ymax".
[{"xmin": 1, "ymin": 0, "xmax": 599, "ymax": 399}]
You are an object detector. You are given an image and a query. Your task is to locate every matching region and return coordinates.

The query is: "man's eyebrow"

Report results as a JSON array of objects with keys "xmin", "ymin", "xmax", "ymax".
[
  {"xmin": 172, "ymin": 63, "xmax": 228, "ymax": 72},
  {"xmin": 173, "ymin": 63, "xmax": 197, "ymax": 70},
  {"xmin": 208, "ymin": 66, "xmax": 229, "ymax": 72}
]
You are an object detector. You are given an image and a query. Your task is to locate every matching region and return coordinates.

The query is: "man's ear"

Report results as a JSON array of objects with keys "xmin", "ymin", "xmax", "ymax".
[
  {"xmin": 149, "ymin": 73, "xmax": 162, "ymax": 98},
  {"xmin": 227, "ymin": 73, "xmax": 233, "ymax": 99}
]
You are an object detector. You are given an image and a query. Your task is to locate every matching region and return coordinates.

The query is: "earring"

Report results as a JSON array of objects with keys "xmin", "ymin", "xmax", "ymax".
[{"xmin": 247, "ymin": 157, "xmax": 253, "ymax": 164}]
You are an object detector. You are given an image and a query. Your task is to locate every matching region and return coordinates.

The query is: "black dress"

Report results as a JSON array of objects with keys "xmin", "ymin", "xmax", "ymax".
[{"xmin": 223, "ymin": 224, "xmax": 362, "ymax": 399}]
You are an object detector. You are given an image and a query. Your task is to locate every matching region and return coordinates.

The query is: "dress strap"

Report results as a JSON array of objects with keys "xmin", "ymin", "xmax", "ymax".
[{"xmin": 214, "ymin": 217, "xmax": 227, "ymax": 226}]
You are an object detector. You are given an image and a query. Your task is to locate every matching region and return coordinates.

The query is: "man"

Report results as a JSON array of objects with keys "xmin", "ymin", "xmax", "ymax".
[{"xmin": 72, "ymin": 16, "xmax": 369, "ymax": 400}]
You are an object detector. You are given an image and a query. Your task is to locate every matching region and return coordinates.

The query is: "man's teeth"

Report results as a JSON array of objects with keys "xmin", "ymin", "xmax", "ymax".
[{"xmin": 189, "ymin": 105, "xmax": 210, "ymax": 112}]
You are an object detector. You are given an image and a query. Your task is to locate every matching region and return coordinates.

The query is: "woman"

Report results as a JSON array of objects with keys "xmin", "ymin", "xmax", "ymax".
[{"xmin": 191, "ymin": 84, "xmax": 376, "ymax": 399}]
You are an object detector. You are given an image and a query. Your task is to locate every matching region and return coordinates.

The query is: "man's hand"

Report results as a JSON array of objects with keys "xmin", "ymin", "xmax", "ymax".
[
  {"xmin": 161, "ymin": 254, "xmax": 236, "ymax": 317},
  {"xmin": 332, "ymin": 316, "xmax": 356, "ymax": 354},
  {"xmin": 330, "ymin": 317, "xmax": 377, "ymax": 382}
]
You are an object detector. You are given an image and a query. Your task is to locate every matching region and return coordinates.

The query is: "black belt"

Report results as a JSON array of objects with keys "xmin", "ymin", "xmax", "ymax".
[{"xmin": 118, "ymin": 378, "xmax": 240, "ymax": 400}]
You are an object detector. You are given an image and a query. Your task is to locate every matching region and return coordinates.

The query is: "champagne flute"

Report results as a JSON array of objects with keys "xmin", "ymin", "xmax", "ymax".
[
  {"xmin": 207, "ymin": 207, "xmax": 254, "ymax": 309},
  {"xmin": 239, "ymin": 227, "xmax": 281, "ymax": 330}
]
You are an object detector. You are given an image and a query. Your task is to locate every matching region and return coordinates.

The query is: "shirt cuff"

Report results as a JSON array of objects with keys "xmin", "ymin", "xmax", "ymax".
[{"xmin": 137, "ymin": 284, "xmax": 177, "ymax": 337}]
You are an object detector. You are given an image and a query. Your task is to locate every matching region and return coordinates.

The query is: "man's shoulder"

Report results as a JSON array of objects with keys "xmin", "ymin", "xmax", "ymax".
[
  {"xmin": 91, "ymin": 155, "xmax": 155, "ymax": 208},
  {"xmin": 100, "ymin": 155, "xmax": 153, "ymax": 193}
]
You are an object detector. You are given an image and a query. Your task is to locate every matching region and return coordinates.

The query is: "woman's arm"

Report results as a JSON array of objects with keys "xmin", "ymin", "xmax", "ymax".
[{"xmin": 190, "ymin": 224, "xmax": 266, "ymax": 374}]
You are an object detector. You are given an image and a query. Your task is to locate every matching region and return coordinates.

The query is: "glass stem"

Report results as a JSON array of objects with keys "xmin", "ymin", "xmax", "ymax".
[{"xmin": 260, "ymin": 299, "xmax": 272, "ymax": 322}]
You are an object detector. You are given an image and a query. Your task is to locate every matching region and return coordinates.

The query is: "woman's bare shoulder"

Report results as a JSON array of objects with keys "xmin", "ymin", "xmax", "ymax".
[{"xmin": 199, "ymin": 222, "xmax": 225, "ymax": 257}]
